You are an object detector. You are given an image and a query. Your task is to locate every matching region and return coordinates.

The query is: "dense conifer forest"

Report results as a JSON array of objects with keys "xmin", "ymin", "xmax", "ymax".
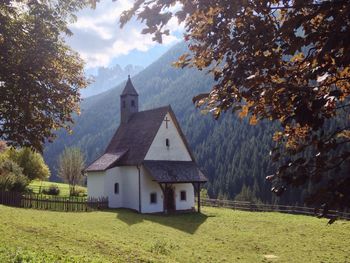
[{"xmin": 44, "ymin": 43, "xmax": 347, "ymax": 206}]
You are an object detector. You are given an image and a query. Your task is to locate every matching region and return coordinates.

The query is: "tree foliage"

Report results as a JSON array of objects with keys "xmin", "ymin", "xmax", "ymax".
[
  {"xmin": 0, "ymin": 159, "xmax": 29, "ymax": 192},
  {"xmin": 0, "ymin": 143, "xmax": 50, "ymax": 181},
  {"xmin": 5, "ymin": 147, "xmax": 50, "ymax": 181},
  {"xmin": 119, "ymin": 0, "xmax": 350, "ymax": 216},
  {"xmin": 0, "ymin": 0, "xmax": 89, "ymax": 152},
  {"xmin": 58, "ymin": 147, "xmax": 85, "ymax": 195}
]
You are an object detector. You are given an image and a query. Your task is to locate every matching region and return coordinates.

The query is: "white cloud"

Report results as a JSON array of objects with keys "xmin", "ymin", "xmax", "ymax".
[{"xmin": 66, "ymin": 0, "xmax": 183, "ymax": 69}]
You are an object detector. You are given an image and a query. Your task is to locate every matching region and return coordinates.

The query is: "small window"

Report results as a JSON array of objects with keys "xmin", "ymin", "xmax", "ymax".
[
  {"xmin": 180, "ymin": 191, "xmax": 186, "ymax": 201},
  {"xmin": 131, "ymin": 100, "xmax": 135, "ymax": 107},
  {"xmin": 122, "ymin": 100, "xmax": 126, "ymax": 108},
  {"xmin": 165, "ymin": 138, "xmax": 170, "ymax": 147},
  {"xmin": 114, "ymin": 183, "xmax": 119, "ymax": 194},
  {"xmin": 150, "ymin": 193, "xmax": 157, "ymax": 204}
]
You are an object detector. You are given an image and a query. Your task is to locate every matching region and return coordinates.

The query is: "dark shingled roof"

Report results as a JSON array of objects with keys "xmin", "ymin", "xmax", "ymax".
[
  {"xmin": 121, "ymin": 76, "xmax": 138, "ymax": 96},
  {"xmin": 84, "ymin": 105, "xmax": 198, "ymax": 172},
  {"xmin": 143, "ymin": 161, "xmax": 207, "ymax": 183},
  {"xmin": 85, "ymin": 150, "xmax": 127, "ymax": 172},
  {"xmin": 105, "ymin": 105, "xmax": 179, "ymax": 165}
]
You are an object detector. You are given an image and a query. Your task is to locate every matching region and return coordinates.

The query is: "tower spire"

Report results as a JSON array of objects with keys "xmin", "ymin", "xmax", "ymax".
[
  {"xmin": 121, "ymin": 75, "xmax": 138, "ymax": 96},
  {"xmin": 120, "ymin": 76, "xmax": 139, "ymax": 123}
]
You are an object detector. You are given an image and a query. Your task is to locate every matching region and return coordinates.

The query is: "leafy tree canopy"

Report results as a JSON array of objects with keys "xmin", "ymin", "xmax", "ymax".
[
  {"xmin": 0, "ymin": 0, "xmax": 89, "ymax": 152},
  {"xmin": 117, "ymin": 0, "xmax": 350, "ymax": 216},
  {"xmin": 4, "ymin": 147, "xmax": 50, "ymax": 181},
  {"xmin": 0, "ymin": 158, "xmax": 29, "ymax": 192}
]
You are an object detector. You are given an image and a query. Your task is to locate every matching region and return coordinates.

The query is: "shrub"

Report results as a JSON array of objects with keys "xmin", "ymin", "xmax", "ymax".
[
  {"xmin": 200, "ymin": 188, "xmax": 209, "ymax": 199},
  {"xmin": 0, "ymin": 159, "xmax": 29, "ymax": 192},
  {"xmin": 42, "ymin": 185, "xmax": 60, "ymax": 196},
  {"xmin": 7, "ymin": 147, "xmax": 50, "ymax": 181},
  {"xmin": 70, "ymin": 187, "xmax": 86, "ymax": 197}
]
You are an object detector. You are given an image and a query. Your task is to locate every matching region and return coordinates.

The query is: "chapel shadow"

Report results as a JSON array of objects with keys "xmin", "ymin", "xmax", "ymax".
[
  {"xmin": 113, "ymin": 208, "xmax": 144, "ymax": 225},
  {"xmin": 115, "ymin": 209, "xmax": 212, "ymax": 234}
]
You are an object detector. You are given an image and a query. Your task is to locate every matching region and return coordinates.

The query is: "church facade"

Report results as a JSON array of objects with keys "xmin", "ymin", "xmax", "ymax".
[{"xmin": 85, "ymin": 77, "xmax": 207, "ymax": 213}]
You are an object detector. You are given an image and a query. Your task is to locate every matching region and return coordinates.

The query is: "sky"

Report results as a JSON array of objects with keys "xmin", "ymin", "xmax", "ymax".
[{"xmin": 66, "ymin": 0, "xmax": 184, "ymax": 74}]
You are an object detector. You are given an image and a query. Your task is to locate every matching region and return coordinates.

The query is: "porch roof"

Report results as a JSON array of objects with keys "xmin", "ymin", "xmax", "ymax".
[
  {"xmin": 84, "ymin": 150, "xmax": 128, "ymax": 172},
  {"xmin": 143, "ymin": 160, "xmax": 207, "ymax": 183}
]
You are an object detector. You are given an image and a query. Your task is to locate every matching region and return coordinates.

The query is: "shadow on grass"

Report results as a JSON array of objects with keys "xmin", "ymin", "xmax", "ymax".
[{"xmin": 109, "ymin": 209, "xmax": 212, "ymax": 234}]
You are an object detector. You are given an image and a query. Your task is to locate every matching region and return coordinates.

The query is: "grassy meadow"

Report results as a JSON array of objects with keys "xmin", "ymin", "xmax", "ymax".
[
  {"xmin": 28, "ymin": 180, "xmax": 87, "ymax": 197},
  {"xmin": 0, "ymin": 205, "xmax": 349, "ymax": 263}
]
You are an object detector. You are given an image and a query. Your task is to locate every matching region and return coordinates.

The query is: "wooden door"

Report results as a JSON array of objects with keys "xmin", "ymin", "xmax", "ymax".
[{"xmin": 165, "ymin": 185, "xmax": 175, "ymax": 212}]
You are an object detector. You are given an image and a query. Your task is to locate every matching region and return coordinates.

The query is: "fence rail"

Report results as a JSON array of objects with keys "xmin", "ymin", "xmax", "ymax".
[
  {"xmin": 200, "ymin": 198, "xmax": 350, "ymax": 220},
  {"xmin": 0, "ymin": 191, "xmax": 108, "ymax": 212}
]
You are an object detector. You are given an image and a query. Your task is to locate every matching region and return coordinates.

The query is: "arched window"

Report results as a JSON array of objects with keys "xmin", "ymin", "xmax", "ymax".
[
  {"xmin": 114, "ymin": 183, "xmax": 119, "ymax": 194},
  {"xmin": 123, "ymin": 100, "xmax": 126, "ymax": 108},
  {"xmin": 131, "ymin": 100, "xmax": 135, "ymax": 107},
  {"xmin": 166, "ymin": 138, "xmax": 170, "ymax": 147}
]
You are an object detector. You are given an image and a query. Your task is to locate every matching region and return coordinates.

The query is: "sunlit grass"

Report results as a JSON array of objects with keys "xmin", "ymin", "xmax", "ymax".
[
  {"xmin": 28, "ymin": 180, "xmax": 86, "ymax": 197},
  {"xmin": 0, "ymin": 205, "xmax": 349, "ymax": 262}
]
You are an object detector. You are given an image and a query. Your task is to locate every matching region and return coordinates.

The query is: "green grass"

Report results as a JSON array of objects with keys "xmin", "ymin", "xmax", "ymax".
[
  {"xmin": 0, "ymin": 205, "xmax": 349, "ymax": 263},
  {"xmin": 28, "ymin": 180, "xmax": 86, "ymax": 197}
]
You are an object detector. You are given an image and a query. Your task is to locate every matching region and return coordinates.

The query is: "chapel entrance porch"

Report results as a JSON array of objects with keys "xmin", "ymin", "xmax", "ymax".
[
  {"xmin": 158, "ymin": 182, "xmax": 203, "ymax": 213},
  {"xmin": 143, "ymin": 160, "xmax": 207, "ymax": 214}
]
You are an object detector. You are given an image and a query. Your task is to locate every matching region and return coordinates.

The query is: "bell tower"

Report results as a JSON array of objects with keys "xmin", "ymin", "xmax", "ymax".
[{"xmin": 120, "ymin": 75, "xmax": 139, "ymax": 123}]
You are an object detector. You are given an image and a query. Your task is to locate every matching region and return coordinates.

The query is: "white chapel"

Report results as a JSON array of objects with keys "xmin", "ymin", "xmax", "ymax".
[{"xmin": 85, "ymin": 76, "xmax": 207, "ymax": 213}]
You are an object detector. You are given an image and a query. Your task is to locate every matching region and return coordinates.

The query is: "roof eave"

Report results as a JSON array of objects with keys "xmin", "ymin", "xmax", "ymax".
[
  {"xmin": 152, "ymin": 179, "xmax": 207, "ymax": 183},
  {"xmin": 85, "ymin": 168, "xmax": 106, "ymax": 173}
]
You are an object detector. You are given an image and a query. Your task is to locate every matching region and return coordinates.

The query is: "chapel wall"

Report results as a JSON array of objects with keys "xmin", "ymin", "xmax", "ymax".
[
  {"xmin": 174, "ymin": 183, "xmax": 195, "ymax": 211},
  {"xmin": 144, "ymin": 112, "xmax": 192, "ymax": 161},
  {"xmin": 105, "ymin": 167, "xmax": 123, "ymax": 208},
  {"xmin": 87, "ymin": 172, "xmax": 106, "ymax": 198},
  {"xmin": 140, "ymin": 166, "xmax": 164, "ymax": 213},
  {"xmin": 120, "ymin": 166, "xmax": 139, "ymax": 211}
]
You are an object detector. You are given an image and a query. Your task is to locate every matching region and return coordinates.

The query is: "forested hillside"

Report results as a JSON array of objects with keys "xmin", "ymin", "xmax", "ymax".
[{"xmin": 43, "ymin": 43, "xmax": 311, "ymax": 205}]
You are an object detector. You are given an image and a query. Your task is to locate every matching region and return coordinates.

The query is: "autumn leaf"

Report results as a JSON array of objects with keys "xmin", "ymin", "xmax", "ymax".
[
  {"xmin": 238, "ymin": 105, "xmax": 249, "ymax": 119},
  {"xmin": 249, "ymin": 114, "xmax": 258, "ymax": 125}
]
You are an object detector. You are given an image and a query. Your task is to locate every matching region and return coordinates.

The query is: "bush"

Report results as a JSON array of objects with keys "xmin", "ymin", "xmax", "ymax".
[
  {"xmin": 42, "ymin": 185, "xmax": 60, "ymax": 196},
  {"xmin": 70, "ymin": 187, "xmax": 87, "ymax": 197},
  {"xmin": 7, "ymin": 147, "xmax": 50, "ymax": 181},
  {"xmin": 0, "ymin": 159, "xmax": 29, "ymax": 192}
]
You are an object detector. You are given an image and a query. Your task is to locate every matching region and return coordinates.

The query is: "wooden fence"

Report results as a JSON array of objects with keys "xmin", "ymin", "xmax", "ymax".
[
  {"xmin": 0, "ymin": 191, "xmax": 108, "ymax": 212},
  {"xmin": 200, "ymin": 198, "xmax": 350, "ymax": 220}
]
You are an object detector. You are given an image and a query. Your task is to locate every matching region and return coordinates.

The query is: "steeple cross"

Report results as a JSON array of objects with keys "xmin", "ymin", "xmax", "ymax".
[{"xmin": 164, "ymin": 116, "xmax": 170, "ymax": 128}]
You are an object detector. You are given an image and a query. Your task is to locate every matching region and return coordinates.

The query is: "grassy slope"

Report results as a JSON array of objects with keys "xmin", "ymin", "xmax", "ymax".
[
  {"xmin": 0, "ymin": 206, "xmax": 350, "ymax": 262},
  {"xmin": 28, "ymin": 181, "xmax": 86, "ymax": 197},
  {"xmin": 0, "ymin": 205, "xmax": 349, "ymax": 263}
]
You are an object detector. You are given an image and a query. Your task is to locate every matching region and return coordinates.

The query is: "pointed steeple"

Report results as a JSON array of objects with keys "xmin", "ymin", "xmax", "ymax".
[
  {"xmin": 121, "ymin": 75, "xmax": 138, "ymax": 96},
  {"xmin": 120, "ymin": 75, "xmax": 139, "ymax": 123}
]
